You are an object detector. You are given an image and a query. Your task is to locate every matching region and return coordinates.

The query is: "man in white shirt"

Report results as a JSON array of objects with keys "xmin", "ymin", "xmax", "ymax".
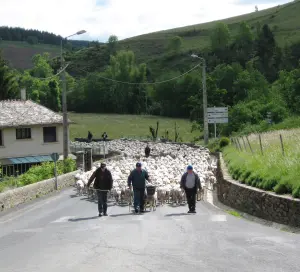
[{"xmin": 180, "ymin": 165, "xmax": 201, "ymax": 213}]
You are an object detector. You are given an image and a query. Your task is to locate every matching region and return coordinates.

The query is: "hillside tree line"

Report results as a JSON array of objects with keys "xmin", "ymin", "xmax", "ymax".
[{"xmin": 1, "ymin": 22, "xmax": 300, "ymax": 139}]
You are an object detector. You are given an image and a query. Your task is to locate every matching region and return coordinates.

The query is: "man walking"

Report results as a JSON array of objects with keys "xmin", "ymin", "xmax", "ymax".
[
  {"xmin": 180, "ymin": 165, "xmax": 201, "ymax": 213},
  {"xmin": 87, "ymin": 162, "xmax": 113, "ymax": 217},
  {"xmin": 128, "ymin": 162, "xmax": 150, "ymax": 214},
  {"xmin": 145, "ymin": 144, "xmax": 150, "ymax": 157}
]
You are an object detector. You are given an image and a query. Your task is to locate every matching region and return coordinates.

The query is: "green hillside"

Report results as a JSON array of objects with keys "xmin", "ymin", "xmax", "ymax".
[
  {"xmin": 1, "ymin": 0, "xmax": 300, "ymax": 70},
  {"xmin": 118, "ymin": 0, "xmax": 300, "ymax": 64},
  {"xmin": 0, "ymin": 41, "xmax": 60, "ymax": 70}
]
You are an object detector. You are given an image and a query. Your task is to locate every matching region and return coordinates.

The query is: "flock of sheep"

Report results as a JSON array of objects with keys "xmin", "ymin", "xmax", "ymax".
[{"xmin": 74, "ymin": 140, "xmax": 217, "ymax": 210}]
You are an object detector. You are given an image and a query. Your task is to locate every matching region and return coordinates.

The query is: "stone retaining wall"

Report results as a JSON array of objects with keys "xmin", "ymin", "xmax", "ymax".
[
  {"xmin": 0, "ymin": 170, "xmax": 79, "ymax": 212},
  {"xmin": 217, "ymin": 153, "xmax": 300, "ymax": 227},
  {"xmin": 0, "ymin": 153, "xmax": 126, "ymax": 212}
]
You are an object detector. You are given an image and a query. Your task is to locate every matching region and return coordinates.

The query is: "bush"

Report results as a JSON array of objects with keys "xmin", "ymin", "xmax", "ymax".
[
  {"xmin": 219, "ymin": 137, "xmax": 230, "ymax": 148},
  {"xmin": 1, "ymin": 158, "xmax": 76, "ymax": 190},
  {"xmin": 207, "ymin": 138, "xmax": 220, "ymax": 152}
]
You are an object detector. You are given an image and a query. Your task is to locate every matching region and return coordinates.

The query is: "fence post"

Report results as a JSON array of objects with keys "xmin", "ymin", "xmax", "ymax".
[
  {"xmin": 237, "ymin": 138, "xmax": 243, "ymax": 151},
  {"xmin": 246, "ymin": 136, "xmax": 254, "ymax": 154},
  {"xmin": 279, "ymin": 134, "xmax": 285, "ymax": 156},
  {"xmin": 241, "ymin": 137, "xmax": 247, "ymax": 152},
  {"xmin": 258, "ymin": 134, "xmax": 263, "ymax": 155},
  {"xmin": 232, "ymin": 138, "xmax": 239, "ymax": 151}
]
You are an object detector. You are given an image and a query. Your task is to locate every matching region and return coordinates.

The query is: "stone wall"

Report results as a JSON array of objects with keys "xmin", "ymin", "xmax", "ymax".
[
  {"xmin": 0, "ymin": 153, "xmax": 124, "ymax": 213},
  {"xmin": 217, "ymin": 153, "xmax": 300, "ymax": 227},
  {"xmin": 0, "ymin": 170, "xmax": 79, "ymax": 212}
]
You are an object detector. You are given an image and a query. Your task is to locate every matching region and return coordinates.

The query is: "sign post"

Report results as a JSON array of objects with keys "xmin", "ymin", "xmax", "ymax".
[
  {"xmin": 207, "ymin": 107, "xmax": 229, "ymax": 138},
  {"xmin": 51, "ymin": 153, "xmax": 59, "ymax": 190}
]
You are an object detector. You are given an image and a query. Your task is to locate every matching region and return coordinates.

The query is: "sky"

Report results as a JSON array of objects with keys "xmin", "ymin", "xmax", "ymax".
[{"xmin": 0, "ymin": 0, "xmax": 293, "ymax": 42}]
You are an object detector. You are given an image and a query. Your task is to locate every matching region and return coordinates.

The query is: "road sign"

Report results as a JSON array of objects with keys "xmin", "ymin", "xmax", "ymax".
[
  {"xmin": 51, "ymin": 153, "xmax": 59, "ymax": 162},
  {"xmin": 208, "ymin": 112, "xmax": 228, "ymax": 118},
  {"xmin": 207, "ymin": 107, "xmax": 228, "ymax": 113},
  {"xmin": 208, "ymin": 118, "xmax": 228, "ymax": 124}
]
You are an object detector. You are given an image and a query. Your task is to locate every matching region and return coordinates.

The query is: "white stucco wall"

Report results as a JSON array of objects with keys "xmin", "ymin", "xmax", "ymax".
[{"xmin": 0, "ymin": 125, "xmax": 68, "ymax": 159}]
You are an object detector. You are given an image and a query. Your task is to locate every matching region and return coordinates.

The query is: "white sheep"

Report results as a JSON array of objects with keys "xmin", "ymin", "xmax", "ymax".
[{"xmin": 76, "ymin": 180, "xmax": 84, "ymax": 196}]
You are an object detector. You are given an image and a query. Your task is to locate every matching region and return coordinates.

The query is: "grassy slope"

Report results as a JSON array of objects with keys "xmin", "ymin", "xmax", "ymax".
[
  {"xmin": 1, "ymin": 1, "xmax": 300, "ymax": 71},
  {"xmin": 68, "ymin": 113, "xmax": 198, "ymax": 142},
  {"xmin": 118, "ymin": 1, "xmax": 300, "ymax": 65},
  {"xmin": 0, "ymin": 41, "xmax": 60, "ymax": 70},
  {"xmin": 223, "ymin": 127, "xmax": 300, "ymax": 198}
]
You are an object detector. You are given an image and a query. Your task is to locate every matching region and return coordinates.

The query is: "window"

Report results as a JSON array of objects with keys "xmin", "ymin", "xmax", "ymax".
[
  {"xmin": 16, "ymin": 128, "xmax": 31, "ymax": 139},
  {"xmin": 43, "ymin": 127, "xmax": 57, "ymax": 143},
  {"xmin": 0, "ymin": 129, "xmax": 3, "ymax": 146}
]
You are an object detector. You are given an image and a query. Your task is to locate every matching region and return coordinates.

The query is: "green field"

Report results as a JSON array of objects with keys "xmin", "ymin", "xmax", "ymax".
[
  {"xmin": 1, "ymin": 1, "xmax": 300, "ymax": 70},
  {"xmin": 223, "ymin": 128, "xmax": 300, "ymax": 198},
  {"xmin": 68, "ymin": 113, "xmax": 199, "ymax": 142}
]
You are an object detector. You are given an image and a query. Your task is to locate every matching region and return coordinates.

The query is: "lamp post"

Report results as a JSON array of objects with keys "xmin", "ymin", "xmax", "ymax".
[
  {"xmin": 60, "ymin": 30, "xmax": 86, "ymax": 160},
  {"xmin": 191, "ymin": 54, "xmax": 208, "ymax": 145}
]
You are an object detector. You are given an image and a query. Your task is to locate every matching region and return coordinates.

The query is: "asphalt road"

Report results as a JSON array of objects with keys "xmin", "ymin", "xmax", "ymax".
[{"xmin": 1, "ymin": 188, "xmax": 300, "ymax": 272}]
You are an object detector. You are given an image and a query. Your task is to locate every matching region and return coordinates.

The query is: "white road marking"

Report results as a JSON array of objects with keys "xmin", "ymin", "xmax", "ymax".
[
  {"xmin": 14, "ymin": 228, "xmax": 43, "ymax": 233},
  {"xmin": 51, "ymin": 216, "xmax": 77, "ymax": 223},
  {"xmin": 210, "ymin": 215, "xmax": 227, "ymax": 222}
]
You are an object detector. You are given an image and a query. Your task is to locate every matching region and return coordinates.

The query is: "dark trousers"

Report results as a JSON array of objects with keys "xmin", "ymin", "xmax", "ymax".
[
  {"xmin": 185, "ymin": 188, "xmax": 196, "ymax": 211},
  {"xmin": 97, "ymin": 191, "xmax": 108, "ymax": 214},
  {"xmin": 133, "ymin": 188, "xmax": 145, "ymax": 211}
]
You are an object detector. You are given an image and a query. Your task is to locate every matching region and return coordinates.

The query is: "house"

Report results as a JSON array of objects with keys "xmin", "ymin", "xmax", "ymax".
[{"xmin": 0, "ymin": 90, "xmax": 72, "ymax": 176}]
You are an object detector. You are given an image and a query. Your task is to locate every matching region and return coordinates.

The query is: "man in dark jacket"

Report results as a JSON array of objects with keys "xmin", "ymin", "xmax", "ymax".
[
  {"xmin": 87, "ymin": 162, "xmax": 113, "ymax": 217},
  {"xmin": 128, "ymin": 162, "xmax": 150, "ymax": 214},
  {"xmin": 180, "ymin": 165, "xmax": 201, "ymax": 213},
  {"xmin": 145, "ymin": 144, "xmax": 150, "ymax": 157}
]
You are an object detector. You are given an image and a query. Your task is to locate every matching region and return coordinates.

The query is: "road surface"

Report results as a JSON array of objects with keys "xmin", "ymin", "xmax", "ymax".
[{"xmin": 0, "ymin": 187, "xmax": 299, "ymax": 272}]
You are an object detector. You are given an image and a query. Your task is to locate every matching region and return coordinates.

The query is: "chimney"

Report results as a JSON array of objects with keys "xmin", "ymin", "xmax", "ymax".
[{"xmin": 21, "ymin": 88, "xmax": 26, "ymax": 101}]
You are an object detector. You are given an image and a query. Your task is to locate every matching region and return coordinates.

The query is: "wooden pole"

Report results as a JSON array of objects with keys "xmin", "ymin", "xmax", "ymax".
[
  {"xmin": 237, "ymin": 138, "xmax": 243, "ymax": 151},
  {"xmin": 259, "ymin": 134, "xmax": 263, "ymax": 155},
  {"xmin": 241, "ymin": 136, "xmax": 247, "ymax": 151},
  {"xmin": 233, "ymin": 138, "xmax": 239, "ymax": 151},
  {"xmin": 279, "ymin": 134, "xmax": 285, "ymax": 156},
  {"xmin": 246, "ymin": 136, "xmax": 254, "ymax": 154}
]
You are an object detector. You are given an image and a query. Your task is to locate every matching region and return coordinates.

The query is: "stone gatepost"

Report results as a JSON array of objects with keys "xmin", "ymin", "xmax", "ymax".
[
  {"xmin": 84, "ymin": 147, "xmax": 93, "ymax": 172},
  {"xmin": 76, "ymin": 151, "xmax": 85, "ymax": 171}
]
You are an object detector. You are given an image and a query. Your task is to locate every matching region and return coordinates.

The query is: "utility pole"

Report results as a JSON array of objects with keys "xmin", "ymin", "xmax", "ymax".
[
  {"xmin": 191, "ymin": 54, "xmax": 209, "ymax": 145},
  {"xmin": 61, "ymin": 39, "xmax": 68, "ymax": 160},
  {"xmin": 60, "ymin": 30, "xmax": 86, "ymax": 160},
  {"xmin": 202, "ymin": 59, "xmax": 208, "ymax": 145}
]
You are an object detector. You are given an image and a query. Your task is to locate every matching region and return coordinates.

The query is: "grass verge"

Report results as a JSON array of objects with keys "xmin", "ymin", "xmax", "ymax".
[
  {"xmin": 223, "ymin": 128, "xmax": 300, "ymax": 198},
  {"xmin": 227, "ymin": 210, "xmax": 242, "ymax": 218}
]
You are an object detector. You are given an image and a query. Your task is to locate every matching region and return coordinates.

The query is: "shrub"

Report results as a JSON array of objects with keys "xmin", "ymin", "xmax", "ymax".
[
  {"xmin": 219, "ymin": 137, "xmax": 230, "ymax": 148},
  {"xmin": 2, "ymin": 158, "xmax": 76, "ymax": 190}
]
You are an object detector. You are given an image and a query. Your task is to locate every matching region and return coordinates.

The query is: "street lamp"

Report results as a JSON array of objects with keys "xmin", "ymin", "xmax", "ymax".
[
  {"xmin": 61, "ymin": 30, "xmax": 86, "ymax": 160},
  {"xmin": 191, "ymin": 54, "xmax": 208, "ymax": 145}
]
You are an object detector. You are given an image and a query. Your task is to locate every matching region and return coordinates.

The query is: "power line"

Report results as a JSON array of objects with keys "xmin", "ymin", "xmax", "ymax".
[
  {"xmin": 32, "ymin": 63, "xmax": 70, "ymax": 80},
  {"xmin": 67, "ymin": 64, "xmax": 200, "ymax": 85}
]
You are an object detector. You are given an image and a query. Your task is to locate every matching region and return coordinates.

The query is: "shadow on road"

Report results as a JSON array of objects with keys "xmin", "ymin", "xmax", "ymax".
[
  {"xmin": 164, "ymin": 213, "xmax": 190, "ymax": 217},
  {"xmin": 68, "ymin": 216, "xmax": 99, "ymax": 222},
  {"xmin": 109, "ymin": 212, "xmax": 134, "ymax": 217}
]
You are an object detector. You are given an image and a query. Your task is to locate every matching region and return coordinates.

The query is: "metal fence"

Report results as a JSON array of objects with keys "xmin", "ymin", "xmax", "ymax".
[{"xmin": 69, "ymin": 144, "xmax": 109, "ymax": 155}]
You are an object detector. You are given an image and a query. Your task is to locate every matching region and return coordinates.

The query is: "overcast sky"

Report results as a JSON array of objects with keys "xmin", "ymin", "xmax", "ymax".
[{"xmin": 0, "ymin": 0, "xmax": 292, "ymax": 42}]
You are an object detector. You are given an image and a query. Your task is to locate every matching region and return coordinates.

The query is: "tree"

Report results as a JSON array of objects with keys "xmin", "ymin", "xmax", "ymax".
[
  {"xmin": 107, "ymin": 35, "xmax": 118, "ymax": 55},
  {"xmin": 168, "ymin": 36, "xmax": 182, "ymax": 53},
  {"xmin": 0, "ymin": 51, "xmax": 18, "ymax": 100},
  {"xmin": 27, "ymin": 36, "xmax": 38, "ymax": 45},
  {"xmin": 210, "ymin": 23, "xmax": 231, "ymax": 51},
  {"xmin": 255, "ymin": 24, "xmax": 277, "ymax": 81}
]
